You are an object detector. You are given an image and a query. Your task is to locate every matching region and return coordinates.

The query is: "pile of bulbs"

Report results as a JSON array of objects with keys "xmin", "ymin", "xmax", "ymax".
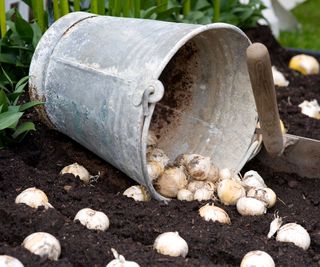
[{"xmin": 125, "ymin": 131, "xmax": 277, "ymax": 218}]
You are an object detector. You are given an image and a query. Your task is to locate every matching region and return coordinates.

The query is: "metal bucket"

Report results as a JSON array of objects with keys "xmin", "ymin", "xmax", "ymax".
[{"xmin": 29, "ymin": 12, "xmax": 260, "ymax": 201}]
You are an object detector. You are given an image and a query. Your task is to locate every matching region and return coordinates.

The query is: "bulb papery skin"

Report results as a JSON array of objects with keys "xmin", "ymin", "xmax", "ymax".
[
  {"xmin": 147, "ymin": 161, "xmax": 164, "ymax": 181},
  {"xmin": 199, "ymin": 203, "xmax": 231, "ymax": 224},
  {"xmin": 217, "ymin": 179, "xmax": 245, "ymax": 205},
  {"xmin": 204, "ymin": 181, "xmax": 215, "ymax": 191},
  {"xmin": 154, "ymin": 167, "xmax": 188, "ymax": 198},
  {"xmin": 123, "ymin": 185, "xmax": 150, "ymax": 202},
  {"xmin": 240, "ymin": 250, "xmax": 275, "ymax": 267},
  {"xmin": 219, "ymin": 168, "xmax": 232, "ymax": 180},
  {"xmin": 280, "ymin": 119, "xmax": 287, "ymax": 134},
  {"xmin": 276, "ymin": 223, "xmax": 310, "ymax": 250},
  {"xmin": 194, "ymin": 188, "xmax": 213, "ymax": 201},
  {"xmin": 22, "ymin": 232, "xmax": 61, "ymax": 261},
  {"xmin": 236, "ymin": 197, "xmax": 267, "ymax": 216},
  {"xmin": 147, "ymin": 130, "xmax": 158, "ymax": 147},
  {"xmin": 289, "ymin": 54, "xmax": 319, "ymax": 75},
  {"xmin": 185, "ymin": 154, "xmax": 211, "ymax": 181},
  {"xmin": 247, "ymin": 188, "xmax": 277, "ymax": 208},
  {"xmin": 207, "ymin": 164, "xmax": 220, "ymax": 183},
  {"xmin": 153, "ymin": 232, "xmax": 188, "ymax": 257},
  {"xmin": 147, "ymin": 148, "xmax": 170, "ymax": 167},
  {"xmin": 74, "ymin": 208, "xmax": 110, "ymax": 231},
  {"xmin": 60, "ymin": 163, "xmax": 91, "ymax": 183},
  {"xmin": 242, "ymin": 170, "xmax": 267, "ymax": 189},
  {"xmin": 267, "ymin": 214, "xmax": 283, "ymax": 239},
  {"xmin": 177, "ymin": 189, "xmax": 194, "ymax": 201},
  {"xmin": 272, "ymin": 66, "xmax": 289, "ymax": 87},
  {"xmin": 106, "ymin": 248, "xmax": 140, "ymax": 267},
  {"xmin": 15, "ymin": 187, "xmax": 53, "ymax": 209},
  {"xmin": 0, "ymin": 255, "xmax": 24, "ymax": 267},
  {"xmin": 298, "ymin": 99, "xmax": 320, "ymax": 120},
  {"xmin": 187, "ymin": 181, "xmax": 205, "ymax": 193}
]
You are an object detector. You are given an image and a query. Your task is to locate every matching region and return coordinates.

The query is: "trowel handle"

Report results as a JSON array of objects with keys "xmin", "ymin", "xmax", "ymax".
[{"xmin": 246, "ymin": 42, "xmax": 284, "ymax": 157}]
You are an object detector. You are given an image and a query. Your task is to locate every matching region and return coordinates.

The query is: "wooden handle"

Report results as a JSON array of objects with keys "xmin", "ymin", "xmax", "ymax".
[{"xmin": 246, "ymin": 43, "xmax": 284, "ymax": 157}]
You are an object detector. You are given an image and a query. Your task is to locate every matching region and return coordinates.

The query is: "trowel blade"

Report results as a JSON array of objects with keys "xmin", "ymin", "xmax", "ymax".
[{"xmin": 257, "ymin": 134, "xmax": 320, "ymax": 178}]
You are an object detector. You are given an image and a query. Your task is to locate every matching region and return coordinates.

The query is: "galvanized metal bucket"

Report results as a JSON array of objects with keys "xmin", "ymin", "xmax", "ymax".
[{"xmin": 29, "ymin": 12, "xmax": 260, "ymax": 201}]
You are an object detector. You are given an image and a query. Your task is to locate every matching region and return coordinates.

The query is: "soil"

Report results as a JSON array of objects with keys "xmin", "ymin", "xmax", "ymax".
[{"xmin": 0, "ymin": 26, "xmax": 320, "ymax": 267}]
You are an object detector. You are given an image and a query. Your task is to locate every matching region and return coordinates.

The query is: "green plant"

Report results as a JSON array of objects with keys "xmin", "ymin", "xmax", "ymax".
[
  {"xmin": 0, "ymin": 71, "xmax": 42, "ymax": 148},
  {"xmin": 0, "ymin": 8, "xmax": 42, "ymax": 88},
  {"xmin": 219, "ymin": 0, "xmax": 266, "ymax": 29}
]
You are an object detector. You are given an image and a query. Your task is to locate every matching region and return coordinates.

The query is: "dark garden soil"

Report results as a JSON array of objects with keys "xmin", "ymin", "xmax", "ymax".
[{"xmin": 0, "ymin": 26, "xmax": 319, "ymax": 267}]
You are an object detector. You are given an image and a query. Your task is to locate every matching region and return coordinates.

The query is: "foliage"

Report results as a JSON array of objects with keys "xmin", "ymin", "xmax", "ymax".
[
  {"xmin": 0, "ymin": 72, "xmax": 42, "ymax": 148},
  {"xmin": 279, "ymin": 0, "xmax": 320, "ymax": 51},
  {"xmin": 47, "ymin": 0, "xmax": 266, "ymax": 28},
  {"xmin": 0, "ymin": 8, "xmax": 42, "ymax": 88}
]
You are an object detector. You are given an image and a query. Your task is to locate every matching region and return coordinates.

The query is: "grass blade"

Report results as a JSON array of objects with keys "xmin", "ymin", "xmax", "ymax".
[
  {"xmin": 53, "ymin": 0, "xmax": 60, "ymax": 20},
  {"xmin": 183, "ymin": 0, "xmax": 191, "ymax": 17},
  {"xmin": 91, "ymin": 0, "xmax": 98, "ymax": 14},
  {"xmin": 74, "ymin": 0, "xmax": 81, "ymax": 11},
  {"xmin": 60, "ymin": 0, "xmax": 69, "ymax": 16},
  {"xmin": 0, "ymin": 0, "xmax": 6, "ymax": 37},
  {"xmin": 123, "ymin": 0, "xmax": 130, "ymax": 17},
  {"xmin": 98, "ymin": 0, "xmax": 105, "ymax": 15},
  {"xmin": 113, "ymin": 0, "xmax": 122, "ymax": 16},
  {"xmin": 213, "ymin": 0, "xmax": 220, "ymax": 22},
  {"xmin": 134, "ymin": 0, "xmax": 140, "ymax": 18}
]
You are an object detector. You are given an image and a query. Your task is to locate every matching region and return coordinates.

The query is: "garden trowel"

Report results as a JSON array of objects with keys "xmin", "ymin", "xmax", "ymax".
[{"xmin": 246, "ymin": 43, "xmax": 320, "ymax": 179}]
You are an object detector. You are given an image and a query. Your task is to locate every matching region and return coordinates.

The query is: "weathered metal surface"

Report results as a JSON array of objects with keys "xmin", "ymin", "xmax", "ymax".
[
  {"xmin": 257, "ymin": 134, "xmax": 320, "ymax": 178},
  {"xmin": 29, "ymin": 12, "xmax": 260, "ymax": 200}
]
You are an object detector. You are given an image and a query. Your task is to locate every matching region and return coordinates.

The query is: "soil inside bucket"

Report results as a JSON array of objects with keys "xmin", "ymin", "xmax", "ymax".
[{"xmin": 0, "ymin": 26, "xmax": 319, "ymax": 267}]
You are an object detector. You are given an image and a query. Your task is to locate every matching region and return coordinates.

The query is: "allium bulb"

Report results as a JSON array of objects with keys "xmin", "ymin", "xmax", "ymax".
[
  {"xmin": 217, "ymin": 179, "xmax": 245, "ymax": 205},
  {"xmin": 247, "ymin": 188, "xmax": 277, "ymax": 208},
  {"xmin": 185, "ymin": 154, "xmax": 211, "ymax": 181},
  {"xmin": 240, "ymin": 250, "xmax": 275, "ymax": 267},
  {"xmin": 60, "ymin": 163, "xmax": 91, "ymax": 184},
  {"xmin": 276, "ymin": 223, "xmax": 310, "ymax": 250},
  {"xmin": 123, "ymin": 185, "xmax": 150, "ymax": 202},
  {"xmin": 106, "ymin": 248, "xmax": 140, "ymax": 267},
  {"xmin": 147, "ymin": 161, "xmax": 164, "ymax": 181},
  {"xmin": 74, "ymin": 208, "xmax": 110, "ymax": 231},
  {"xmin": 147, "ymin": 148, "xmax": 170, "ymax": 167},
  {"xmin": 0, "ymin": 255, "xmax": 24, "ymax": 267},
  {"xmin": 199, "ymin": 203, "xmax": 231, "ymax": 224},
  {"xmin": 22, "ymin": 232, "xmax": 61, "ymax": 261},
  {"xmin": 15, "ymin": 187, "xmax": 53, "ymax": 209},
  {"xmin": 153, "ymin": 232, "xmax": 188, "ymax": 257},
  {"xmin": 236, "ymin": 197, "xmax": 267, "ymax": 216},
  {"xmin": 154, "ymin": 167, "xmax": 187, "ymax": 198},
  {"xmin": 177, "ymin": 189, "xmax": 193, "ymax": 201},
  {"xmin": 242, "ymin": 170, "xmax": 267, "ymax": 189}
]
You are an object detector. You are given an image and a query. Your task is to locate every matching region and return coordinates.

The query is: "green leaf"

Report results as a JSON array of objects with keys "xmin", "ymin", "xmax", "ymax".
[
  {"xmin": 12, "ymin": 121, "xmax": 35, "ymax": 139},
  {"xmin": 0, "ymin": 53, "xmax": 17, "ymax": 64},
  {"xmin": 14, "ymin": 76, "xmax": 29, "ymax": 93},
  {"xmin": 0, "ymin": 111, "xmax": 23, "ymax": 130},
  {"xmin": 0, "ymin": 89, "xmax": 8, "ymax": 112},
  {"xmin": 15, "ymin": 16, "xmax": 33, "ymax": 42},
  {"xmin": 142, "ymin": 5, "xmax": 165, "ymax": 19},
  {"xmin": 1, "ymin": 67, "xmax": 13, "ymax": 88},
  {"xmin": 8, "ymin": 105, "xmax": 20, "ymax": 112},
  {"xmin": 31, "ymin": 22, "xmax": 42, "ymax": 48},
  {"xmin": 156, "ymin": 6, "xmax": 181, "ymax": 20},
  {"xmin": 19, "ymin": 100, "xmax": 43, "ymax": 111}
]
